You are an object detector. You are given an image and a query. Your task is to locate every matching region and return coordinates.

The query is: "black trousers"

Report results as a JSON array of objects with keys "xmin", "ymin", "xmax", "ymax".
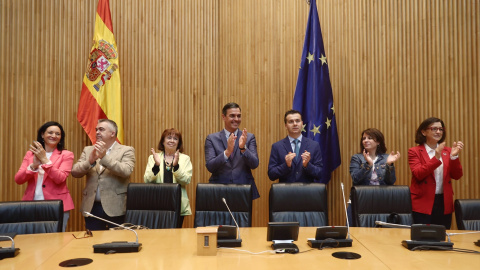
[
  {"xmin": 177, "ymin": 216, "xmax": 185, "ymax": 228},
  {"xmin": 85, "ymin": 201, "xmax": 125, "ymax": 231},
  {"xmin": 412, "ymin": 194, "xmax": 452, "ymax": 229}
]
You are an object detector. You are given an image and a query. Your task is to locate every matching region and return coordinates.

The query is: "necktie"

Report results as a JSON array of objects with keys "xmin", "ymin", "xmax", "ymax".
[{"xmin": 294, "ymin": 139, "xmax": 300, "ymax": 160}]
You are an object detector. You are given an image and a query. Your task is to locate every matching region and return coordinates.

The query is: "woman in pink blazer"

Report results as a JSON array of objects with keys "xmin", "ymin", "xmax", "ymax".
[
  {"xmin": 15, "ymin": 122, "xmax": 74, "ymax": 232},
  {"xmin": 408, "ymin": 117, "xmax": 463, "ymax": 229}
]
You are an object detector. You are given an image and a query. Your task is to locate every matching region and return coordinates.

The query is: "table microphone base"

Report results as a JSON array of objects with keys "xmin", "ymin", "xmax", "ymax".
[
  {"xmin": 308, "ymin": 239, "xmax": 353, "ymax": 248},
  {"xmin": 0, "ymin": 247, "xmax": 19, "ymax": 259},
  {"xmin": 217, "ymin": 238, "xmax": 242, "ymax": 247},
  {"xmin": 402, "ymin": 240, "xmax": 453, "ymax": 250},
  {"xmin": 93, "ymin": 241, "xmax": 142, "ymax": 253}
]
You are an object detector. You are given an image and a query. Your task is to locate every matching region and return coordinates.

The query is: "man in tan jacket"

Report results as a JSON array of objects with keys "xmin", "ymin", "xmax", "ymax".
[{"xmin": 72, "ymin": 119, "xmax": 135, "ymax": 230}]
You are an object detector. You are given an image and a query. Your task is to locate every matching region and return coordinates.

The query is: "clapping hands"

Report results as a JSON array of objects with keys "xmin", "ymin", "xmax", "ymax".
[
  {"xmin": 386, "ymin": 151, "xmax": 401, "ymax": 165},
  {"xmin": 450, "ymin": 141, "xmax": 464, "ymax": 157}
]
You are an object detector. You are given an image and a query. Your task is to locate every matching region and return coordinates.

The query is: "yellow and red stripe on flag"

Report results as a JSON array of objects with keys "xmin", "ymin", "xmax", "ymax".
[{"xmin": 77, "ymin": 0, "xmax": 124, "ymax": 144}]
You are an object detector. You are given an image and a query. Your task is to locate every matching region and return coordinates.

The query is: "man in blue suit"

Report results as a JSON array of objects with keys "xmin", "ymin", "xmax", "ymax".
[
  {"xmin": 268, "ymin": 110, "xmax": 323, "ymax": 183},
  {"xmin": 204, "ymin": 103, "xmax": 260, "ymax": 199}
]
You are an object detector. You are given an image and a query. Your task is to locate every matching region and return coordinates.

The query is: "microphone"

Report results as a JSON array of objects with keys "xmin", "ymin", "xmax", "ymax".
[
  {"xmin": 0, "ymin": 235, "xmax": 20, "ymax": 259},
  {"xmin": 375, "ymin": 221, "xmax": 411, "ymax": 229},
  {"xmin": 445, "ymin": 231, "xmax": 480, "ymax": 243},
  {"xmin": 218, "ymin": 198, "xmax": 242, "ymax": 247},
  {"xmin": 308, "ymin": 183, "xmax": 353, "ymax": 249},
  {"xmin": 340, "ymin": 182, "xmax": 351, "ymax": 240},
  {"xmin": 84, "ymin": 212, "xmax": 142, "ymax": 253}
]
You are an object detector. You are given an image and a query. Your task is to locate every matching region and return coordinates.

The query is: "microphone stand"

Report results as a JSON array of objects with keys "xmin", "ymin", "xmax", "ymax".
[
  {"xmin": 0, "ymin": 235, "xmax": 20, "ymax": 259},
  {"xmin": 340, "ymin": 182, "xmax": 352, "ymax": 240},
  {"xmin": 217, "ymin": 198, "xmax": 242, "ymax": 247},
  {"xmin": 308, "ymin": 183, "xmax": 353, "ymax": 249},
  {"xmin": 84, "ymin": 212, "xmax": 142, "ymax": 253},
  {"xmin": 327, "ymin": 183, "xmax": 360, "ymax": 259}
]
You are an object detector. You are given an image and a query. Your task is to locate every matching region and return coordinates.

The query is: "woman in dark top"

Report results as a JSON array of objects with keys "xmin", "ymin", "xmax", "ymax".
[
  {"xmin": 349, "ymin": 128, "xmax": 400, "ymax": 186},
  {"xmin": 347, "ymin": 128, "xmax": 400, "ymax": 225},
  {"xmin": 144, "ymin": 128, "xmax": 192, "ymax": 228}
]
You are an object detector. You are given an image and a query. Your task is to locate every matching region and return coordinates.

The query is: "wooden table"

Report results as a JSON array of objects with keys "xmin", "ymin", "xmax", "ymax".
[
  {"xmin": 1, "ymin": 227, "xmax": 479, "ymax": 269},
  {"xmin": 351, "ymin": 227, "xmax": 480, "ymax": 270}
]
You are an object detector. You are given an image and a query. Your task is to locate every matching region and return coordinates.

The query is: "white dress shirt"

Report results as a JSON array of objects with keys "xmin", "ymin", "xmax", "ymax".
[{"xmin": 424, "ymin": 144, "xmax": 444, "ymax": 194}]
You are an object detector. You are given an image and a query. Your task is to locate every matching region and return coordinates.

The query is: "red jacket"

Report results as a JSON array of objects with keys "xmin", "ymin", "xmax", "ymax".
[
  {"xmin": 15, "ymin": 149, "xmax": 75, "ymax": 211},
  {"xmin": 408, "ymin": 145, "xmax": 463, "ymax": 215}
]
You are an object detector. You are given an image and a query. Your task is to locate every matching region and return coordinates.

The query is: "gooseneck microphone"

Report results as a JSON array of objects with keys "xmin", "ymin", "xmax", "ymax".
[
  {"xmin": 446, "ymin": 231, "xmax": 480, "ymax": 243},
  {"xmin": 84, "ymin": 212, "xmax": 142, "ymax": 253},
  {"xmin": 0, "ymin": 235, "xmax": 19, "ymax": 259},
  {"xmin": 216, "ymin": 197, "xmax": 242, "ymax": 247},
  {"xmin": 374, "ymin": 221, "xmax": 411, "ymax": 228},
  {"xmin": 340, "ymin": 182, "xmax": 351, "ymax": 240},
  {"xmin": 326, "ymin": 182, "xmax": 359, "ymax": 259},
  {"xmin": 309, "ymin": 183, "xmax": 355, "ymax": 251},
  {"xmin": 222, "ymin": 198, "xmax": 241, "ymax": 240}
]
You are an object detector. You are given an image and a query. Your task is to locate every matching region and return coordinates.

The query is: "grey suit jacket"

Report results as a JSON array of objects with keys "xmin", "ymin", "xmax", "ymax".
[
  {"xmin": 204, "ymin": 129, "xmax": 260, "ymax": 199},
  {"xmin": 72, "ymin": 143, "xmax": 135, "ymax": 217}
]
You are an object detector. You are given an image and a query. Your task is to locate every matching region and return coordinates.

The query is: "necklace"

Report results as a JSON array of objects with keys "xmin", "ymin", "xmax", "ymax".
[{"xmin": 164, "ymin": 153, "xmax": 174, "ymax": 171}]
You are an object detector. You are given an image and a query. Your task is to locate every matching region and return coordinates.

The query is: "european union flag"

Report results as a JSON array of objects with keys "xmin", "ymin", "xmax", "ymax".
[{"xmin": 293, "ymin": 0, "xmax": 341, "ymax": 183}]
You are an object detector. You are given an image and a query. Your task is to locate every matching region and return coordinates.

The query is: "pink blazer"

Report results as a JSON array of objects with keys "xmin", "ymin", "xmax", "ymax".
[
  {"xmin": 408, "ymin": 145, "xmax": 463, "ymax": 215},
  {"xmin": 14, "ymin": 149, "xmax": 75, "ymax": 211}
]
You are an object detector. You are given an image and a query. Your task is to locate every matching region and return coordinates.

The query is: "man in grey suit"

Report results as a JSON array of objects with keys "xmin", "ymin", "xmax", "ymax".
[
  {"xmin": 204, "ymin": 103, "xmax": 260, "ymax": 199},
  {"xmin": 72, "ymin": 119, "xmax": 135, "ymax": 230}
]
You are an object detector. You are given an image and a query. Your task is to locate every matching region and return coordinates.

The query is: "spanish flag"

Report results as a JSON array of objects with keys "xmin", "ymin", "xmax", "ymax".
[{"xmin": 77, "ymin": 0, "xmax": 124, "ymax": 144}]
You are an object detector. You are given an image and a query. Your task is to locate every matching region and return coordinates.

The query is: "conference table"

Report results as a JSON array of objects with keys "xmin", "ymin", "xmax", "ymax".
[{"xmin": 1, "ymin": 227, "xmax": 479, "ymax": 269}]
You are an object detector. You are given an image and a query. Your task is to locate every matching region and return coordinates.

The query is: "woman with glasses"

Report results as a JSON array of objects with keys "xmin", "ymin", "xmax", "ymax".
[
  {"xmin": 408, "ymin": 117, "xmax": 464, "ymax": 229},
  {"xmin": 144, "ymin": 128, "xmax": 192, "ymax": 228}
]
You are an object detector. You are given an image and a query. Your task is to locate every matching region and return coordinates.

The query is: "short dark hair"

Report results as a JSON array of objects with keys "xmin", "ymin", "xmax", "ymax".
[
  {"xmin": 37, "ymin": 121, "xmax": 66, "ymax": 151},
  {"xmin": 284, "ymin": 110, "xmax": 302, "ymax": 124},
  {"xmin": 98, "ymin": 119, "xmax": 118, "ymax": 137},
  {"xmin": 222, "ymin": 103, "xmax": 241, "ymax": 116},
  {"xmin": 415, "ymin": 117, "xmax": 446, "ymax": 145},
  {"xmin": 157, "ymin": 128, "xmax": 184, "ymax": 153},
  {"xmin": 359, "ymin": 128, "xmax": 387, "ymax": 155}
]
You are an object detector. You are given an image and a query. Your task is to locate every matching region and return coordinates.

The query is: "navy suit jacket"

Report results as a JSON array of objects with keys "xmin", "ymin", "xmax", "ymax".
[
  {"xmin": 204, "ymin": 129, "xmax": 260, "ymax": 199},
  {"xmin": 268, "ymin": 136, "xmax": 323, "ymax": 183}
]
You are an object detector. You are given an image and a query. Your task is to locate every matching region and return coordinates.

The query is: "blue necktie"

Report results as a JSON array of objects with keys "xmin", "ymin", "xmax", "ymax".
[{"xmin": 294, "ymin": 139, "xmax": 300, "ymax": 160}]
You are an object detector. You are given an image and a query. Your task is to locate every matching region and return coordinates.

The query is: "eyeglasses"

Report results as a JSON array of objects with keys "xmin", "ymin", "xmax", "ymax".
[
  {"xmin": 426, "ymin": 127, "xmax": 444, "ymax": 132},
  {"xmin": 109, "ymin": 223, "xmax": 150, "ymax": 230},
  {"xmin": 72, "ymin": 229, "xmax": 93, "ymax": 239}
]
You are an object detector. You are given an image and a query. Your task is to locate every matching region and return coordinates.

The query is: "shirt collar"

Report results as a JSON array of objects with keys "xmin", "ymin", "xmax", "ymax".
[
  {"xmin": 224, "ymin": 129, "xmax": 238, "ymax": 137},
  {"xmin": 424, "ymin": 143, "xmax": 437, "ymax": 153},
  {"xmin": 288, "ymin": 134, "xmax": 303, "ymax": 143},
  {"xmin": 106, "ymin": 141, "xmax": 116, "ymax": 155}
]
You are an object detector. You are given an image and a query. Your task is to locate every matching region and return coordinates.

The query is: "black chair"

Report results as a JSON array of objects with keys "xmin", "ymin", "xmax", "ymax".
[
  {"xmin": 269, "ymin": 183, "xmax": 328, "ymax": 227},
  {"xmin": 194, "ymin": 183, "xmax": 252, "ymax": 227},
  {"xmin": 351, "ymin": 185, "xmax": 413, "ymax": 227},
  {"xmin": 454, "ymin": 199, "xmax": 480, "ymax": 230},
  {"xmin": 0, "ymin": 200, "xmax": 63, "ymax": 234},
  {"xmin": 124, "ymin": 183, "xmax": 181, "ymax": 229}
]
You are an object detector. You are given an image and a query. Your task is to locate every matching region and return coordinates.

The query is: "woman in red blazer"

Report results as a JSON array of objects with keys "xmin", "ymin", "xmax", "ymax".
[
  {"xmin": 408, "ymin": 117, "xmax": 463, "ymax": 229},
  {"xmin": 15, "ymin": 122, "xmax": 74, "ymax": 232}
]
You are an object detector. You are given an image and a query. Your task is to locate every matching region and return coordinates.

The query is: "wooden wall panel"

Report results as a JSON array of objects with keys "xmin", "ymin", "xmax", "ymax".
[{"xmin": 0, "ymin": 0, "xmax": 478, "ymax": 231}]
